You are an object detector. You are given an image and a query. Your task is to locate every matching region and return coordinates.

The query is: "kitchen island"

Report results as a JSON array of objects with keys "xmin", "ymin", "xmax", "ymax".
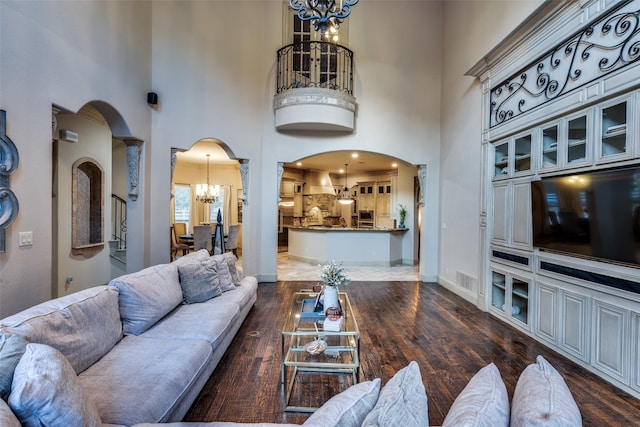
[{"xmin": 288, "ymin": 226, "xmax": 408, "ymax": 266}]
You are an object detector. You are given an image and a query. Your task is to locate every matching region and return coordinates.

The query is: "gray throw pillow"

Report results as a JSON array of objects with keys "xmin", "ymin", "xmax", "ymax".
[
  {"xmin": 304, "ymin": 379, "xmax": 381, "ymax": 427},
  {"xmin": 9, "ymin": 343, "xmax": 101, "ymax": 427},
  {"xmin": 222, "ymin": 252, "xmax": 241, "ymax": 284},
  {"xmin": 442, "ymin": 363, "xmax": 509, "ymax": 427},
  {"xmin": 178, "ymin": 260, "xmax": 222, "ymax": 304},
  {"xmin": 511, "ymin": 355, "xmax": 582, "ymax": 427},
  {"xmin": 212, "ymin": 256, "xmax": 236, "ymax": 292},
  {"xmin": 362, "ymin": 361, "xmax": 428, "ymax": 427},
  {"xmin": 0, "ymin": 334, "xmax": 28, "ymax": 401}
]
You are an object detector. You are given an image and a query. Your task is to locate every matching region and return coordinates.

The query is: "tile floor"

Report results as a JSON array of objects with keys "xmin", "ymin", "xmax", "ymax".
[{"xmin": 275, "ymin": 251, "xmax": 420, "ymax": 282}]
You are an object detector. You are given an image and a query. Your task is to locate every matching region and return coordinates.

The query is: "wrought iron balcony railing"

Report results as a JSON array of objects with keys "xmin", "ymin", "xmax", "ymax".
[{"xmin": 276, "ymin": 41, "xmax": 354, "ymax": 95}]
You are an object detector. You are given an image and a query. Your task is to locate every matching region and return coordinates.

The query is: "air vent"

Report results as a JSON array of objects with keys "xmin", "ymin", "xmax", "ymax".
[{"xmin": 456, "ymin": 271, "xmax": 477, "ymax": 293}]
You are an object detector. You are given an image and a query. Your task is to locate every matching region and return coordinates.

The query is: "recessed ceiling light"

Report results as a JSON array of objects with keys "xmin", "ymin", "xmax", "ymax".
[
  {"xmin": 296, "ymin": 162, "xmax": 302, "ymax": 166},
  {"xmin": 351, "ymin": 153, "xmax": 358, "ymax": 158},
  {"xmin": 339, "ymin": 168, "xmax": 345, "ymax": 173},
  {"xmin": 392, "ymin": 163, "xmax": 398, "ymax": 168}
]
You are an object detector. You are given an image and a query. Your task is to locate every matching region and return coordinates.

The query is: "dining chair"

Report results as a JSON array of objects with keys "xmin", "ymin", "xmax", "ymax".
[
  {"xmin": 170, "ymin": 226, "xmax": 189, "ymax": 261},
  {"xmin": 193, "ymin": 225, "xmax": 213, "ymax": 253},
  {"xmin": 173, "ymin": 222, "xmax": 194, "ymax": 252},
  {"xmin": 225, "ymin": 224, "xmax": 240, "ymax": 257}
]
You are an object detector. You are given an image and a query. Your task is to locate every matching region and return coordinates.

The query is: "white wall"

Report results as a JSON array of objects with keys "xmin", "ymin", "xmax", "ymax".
[
  {"xmin": 55, "ymin": 112, "xmax": 113, "ymax": 296},
  {"xmin": 0, "ymin": 0, "xmax": 151, "ymax": 317},
  {"xmin": 439, "ymin": 1, "xmax": 545, "ymax": 302},
  {"xmin": 0, "ymin": 0, "xmax": 544, "ymax": 316}
]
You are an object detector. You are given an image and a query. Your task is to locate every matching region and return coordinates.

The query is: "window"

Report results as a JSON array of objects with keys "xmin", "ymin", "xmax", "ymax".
[
  {"xmin": 174, "ymin": 184, "xmax": 191, "ymax": 231},
  {"xmin": 287, "ymin": 11, "xmax": 348, "ymax": 89},
  {"xmin": 209, "ymin": 187, "xmax": 226, "ymax": 223}
]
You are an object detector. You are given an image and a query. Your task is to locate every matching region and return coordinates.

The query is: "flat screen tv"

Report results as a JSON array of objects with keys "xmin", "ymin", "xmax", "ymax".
[{"xmin": 531, "ymin": 166, "xmax": 640, "ymax": 268}]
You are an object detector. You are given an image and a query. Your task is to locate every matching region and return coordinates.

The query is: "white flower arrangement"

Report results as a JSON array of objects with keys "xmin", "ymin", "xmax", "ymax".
[{"xmin": 320, "ymin": 260, "xmax": 351, "ymax": 287}]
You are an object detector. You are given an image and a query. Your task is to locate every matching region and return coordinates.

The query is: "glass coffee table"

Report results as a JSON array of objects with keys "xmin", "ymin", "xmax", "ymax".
[{"xmin": 281, "ymin": 290, "xmax": 360, "ymax": 412}]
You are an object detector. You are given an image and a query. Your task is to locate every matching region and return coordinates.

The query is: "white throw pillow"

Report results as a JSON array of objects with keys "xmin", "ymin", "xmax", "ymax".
[
  {"xmin": 303, "ymin": 379, "xmax": 381, "ymax": 427},
  {"xmin": 442, "ymin": 363, "xmax": 509, "ymax": 427},
  {"xmin": 362, "ymin": 361, "xmax": 429, "ymax": 427},
  {"xmin": 511, "ymin": 355, "xmax": 582, "ymax": 427},
  {"xmin": 211, "ymin": 256, "xmax": 236, "ymax": 292},
  {"xmin": 9, "ymin": 343, "xmax": 101, "ymax": 427}
]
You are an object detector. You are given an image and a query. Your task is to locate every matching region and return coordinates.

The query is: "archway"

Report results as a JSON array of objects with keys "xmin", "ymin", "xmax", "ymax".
[
  {"xmin": 171, "ymin": 139, "xmax": 244, "ymax": 261},
  {"xmin": 52, "ymin": 101, "xmax": 141, "ymax": 298},
  {"xmin": 276, "ymin": 150, "xmax": 421, "ymax": 281}
]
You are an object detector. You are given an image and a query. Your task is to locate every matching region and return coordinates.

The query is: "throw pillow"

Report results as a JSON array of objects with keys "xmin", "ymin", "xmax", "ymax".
[
  {"xmin": 511, "ymin": 355, "xmax": 582, "ymax": 427},
  {"xmin": 0, "ymin": 334, "xmax": 28, "ymax": 401},
  {"xmin": 109, "ymin": 263, "xmax": 183, "ymax": 335},
  {"xmin": 0, "ymin": 399, "xmax": 20, "ymax": 427},
  {"xmin": 178, "ymin": 260, "xmax": 222, "ymax": 304},
  {"xmin": 303, "ymin": 379, "xmax": 381, "ymax": 427},
  {"xmin": 213, "ymin": 256, "xmax": 236, "ymax": 292},
  {"xmin": 9, "ymin": 343, "xmax": 101, "ymax": 427},
  {"xmin": 222, "ymin": 252, "xmax": 242, "ymax": 284},
  {"xmin": 362, "ymin": 361, "xmax": 429, "ymax": 427},
  {"xmin": 442, "ymin": 363, "xmax": 509, "ymax": 427}
]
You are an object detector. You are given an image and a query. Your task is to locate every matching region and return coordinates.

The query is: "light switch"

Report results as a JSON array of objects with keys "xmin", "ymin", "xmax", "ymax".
[{"xmin": 19, "ymin": 231, "xmax": 33, "ymax": 246}]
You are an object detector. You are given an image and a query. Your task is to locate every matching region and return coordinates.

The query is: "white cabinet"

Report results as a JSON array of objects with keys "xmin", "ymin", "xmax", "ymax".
[
  {"xmin": 540, "ymin": 122, "xmax": 560, "ymax": 171},
  {"xmin": 560, "ymin": 290, "xmax": 590, "ymax": 363},
  {"xmin": 535, "ymin": 283, "xmax": 559, "ymax": 344},
  {"xmin": 565, "ymin": 111, "xmax": 591, "ymax": 167},
  {"xmin": 633, "ymin": 312, "xmax": 640, "ymax": 393},
  {"xmin": 491, "ymin": 179, "xmax": 531, "ymax": 250},
  {"xmin": 596, "ymin": 95, "xmax": 633, "ymax": 164},
  {"xmin": 493, "ymin": 131, "xmax": 534, "ymax": 178},
  {"xmin": 534, "ymin": 280, "xmax": 591, "ymax": 362},
  {"xmin": 592, "ymin": 300, "xmax": 629, "ymax": 383},
  {"xmin": 491, "ymin": 269, "xmax": 530, "ymax": 329},
  {"xmin": 357, "ymin": 183, "xmax": 375, "ymax": 211}
]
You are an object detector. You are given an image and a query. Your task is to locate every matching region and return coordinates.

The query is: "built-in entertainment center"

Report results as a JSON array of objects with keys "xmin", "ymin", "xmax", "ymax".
[{"xmin": 469, "ymin": 0, "xmax": 640, "ymax": 399}]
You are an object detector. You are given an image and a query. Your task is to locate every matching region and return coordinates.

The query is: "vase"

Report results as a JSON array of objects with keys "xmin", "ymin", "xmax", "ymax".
[{"xmin": 323, "ymin": 285, "xmax": 340, "ymax": 310}]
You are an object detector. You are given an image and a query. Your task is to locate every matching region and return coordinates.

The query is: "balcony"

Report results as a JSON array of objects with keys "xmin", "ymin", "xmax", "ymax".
[{"xmin": 274, "ymin": 41, "xmax": 356, "ymax": 132}]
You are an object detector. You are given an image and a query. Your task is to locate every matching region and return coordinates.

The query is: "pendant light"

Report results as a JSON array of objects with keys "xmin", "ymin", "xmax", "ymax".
[{"xmin": 337, "ymin": 163, "xmax": 354, "ymax": 205}]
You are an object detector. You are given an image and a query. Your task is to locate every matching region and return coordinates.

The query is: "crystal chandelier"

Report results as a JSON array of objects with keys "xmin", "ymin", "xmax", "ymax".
[
  {"xmin": 289, "ymin": 0, "xmax": 359, "ymax": 37},
  {"xmin": 196, "ymin": 154, "xmax": 220, "ymax": 204},
  {"xmin": 337, "ymin": 163, "xmax": 354, "ymax": 205}
]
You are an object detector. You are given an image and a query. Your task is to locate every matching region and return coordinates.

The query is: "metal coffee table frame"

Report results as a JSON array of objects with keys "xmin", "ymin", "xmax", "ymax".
[{"xmin": 281, "ymin": 290, "xmax": 360, "ymax": 412}]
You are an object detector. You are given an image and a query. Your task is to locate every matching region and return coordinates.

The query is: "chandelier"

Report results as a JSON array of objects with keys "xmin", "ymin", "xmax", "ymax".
[
  {"xmin": 196, "ymin": 154, "xmax": 220, "ymax": 204},
  {"xmin": 289, "ymin": 0, "xmax": 359, "ymax": 37},
  {"xmin": 337, "ymin": 163, "xmax": 354, "ymax": 205}
]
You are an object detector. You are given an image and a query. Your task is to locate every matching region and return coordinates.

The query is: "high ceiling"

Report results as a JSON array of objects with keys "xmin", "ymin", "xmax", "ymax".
[{"xmin": 175, "ymin": 140, "xmax": 408, "ymax": 175}]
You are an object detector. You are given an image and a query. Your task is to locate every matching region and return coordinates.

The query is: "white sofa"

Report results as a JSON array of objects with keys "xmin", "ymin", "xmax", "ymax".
[{"xmin": 0, "ymin": 250, "xmax": 257, "ymax": 426}]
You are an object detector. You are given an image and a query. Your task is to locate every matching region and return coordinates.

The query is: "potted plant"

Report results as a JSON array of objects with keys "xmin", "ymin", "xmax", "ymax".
[
  {"xmin": 320, "ymin": 260, "xmax": 350, "ymax": 309},
  {"xmin": 398, "ymin": 204, "xmax": 407, "ymax": 228}
]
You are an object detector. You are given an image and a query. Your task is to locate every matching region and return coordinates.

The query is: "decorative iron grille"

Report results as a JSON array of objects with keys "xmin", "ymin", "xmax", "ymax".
[
  {"xmin": 490, "ymin": 0, "xmax": 640, "ymax": 128},
  {"xmin": 276, "ymin": 40, "xmax": 354, "ymax": 95}
]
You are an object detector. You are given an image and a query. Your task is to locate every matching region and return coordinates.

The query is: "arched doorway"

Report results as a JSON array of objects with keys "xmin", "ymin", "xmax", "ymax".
[
  {"xmin": 276, "ymin": 150, "xmax": 421, "ymax": 281},
  {"xmin": 171, "ymin": 139, "xmax": 244, "ymax": 261},
  {"xmin": 52, "ymin": 101, "xmax": 141, "ymax": 298}
]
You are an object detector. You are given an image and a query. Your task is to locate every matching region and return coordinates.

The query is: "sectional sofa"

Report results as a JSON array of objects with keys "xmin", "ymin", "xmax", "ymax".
[
  {"xmin": 0, "ymin": 248, "xmax": 583, "ymax": 426},
  {"xmin": 0, "ymin": 249, "xmax": 257, "ymax": 426}
]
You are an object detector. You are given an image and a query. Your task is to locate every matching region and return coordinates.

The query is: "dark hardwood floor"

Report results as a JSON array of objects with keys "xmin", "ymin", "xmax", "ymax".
[{"xmin": 184, "ymin": 281, "xmax": 640, "ymax": 426}]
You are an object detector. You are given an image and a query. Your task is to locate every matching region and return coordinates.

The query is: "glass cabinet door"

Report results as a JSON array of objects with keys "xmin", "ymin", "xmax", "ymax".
[
  {"xmin": 491, "ymin": 271, "xmax": 506, "ymax": 312},
  {"xmin": 567, "ymin": 115, "xmax": 588, "ymax": 164},
  {"xmin": 599, "ymin": 100, "xmax": 627, "ymax": 158},
  {"xmin": 541, "ymin": 125, "xmax": 558, "ymax": 169},
  {"xmin": 511, "ymin": 278, "xmax": 529, "ymax": 325},
  {"xmin": 494, "ymin": 141, "xmax": 509, "ymax": 177},
  {"xmin": 514, "ymin": 134, "xmax": 532, "ymax": 173}
]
